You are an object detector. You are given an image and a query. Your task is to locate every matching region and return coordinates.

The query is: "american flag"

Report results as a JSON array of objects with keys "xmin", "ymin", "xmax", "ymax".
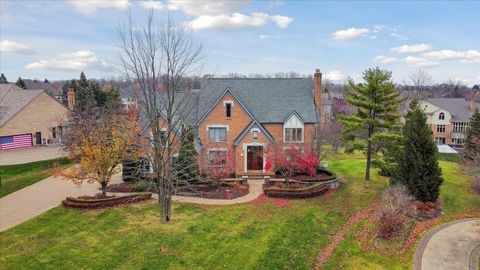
[{"xmin": 0, "ymin": 134, "xmax": 32, "ymax": 150}]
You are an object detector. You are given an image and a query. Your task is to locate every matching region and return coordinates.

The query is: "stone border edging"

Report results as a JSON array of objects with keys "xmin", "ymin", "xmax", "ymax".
[{"xmin": 413, "ymin": 218, "xmax": 480, "ymax": 270}]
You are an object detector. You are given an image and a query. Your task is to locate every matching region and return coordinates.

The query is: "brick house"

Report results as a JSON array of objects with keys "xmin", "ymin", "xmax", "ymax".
[
  {"xmin": 155, "ymin": 69, "xmax": 328, "ymax": 177},
  {"xmin": 419, "ymin": 97, "xmax": 479, "ymax": 147},
  {"xmin": 0, "ymin": 84, "xmax": 70, "ymax": 150}
]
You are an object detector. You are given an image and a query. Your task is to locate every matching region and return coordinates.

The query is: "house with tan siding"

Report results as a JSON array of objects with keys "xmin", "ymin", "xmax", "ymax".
[{"xmin": 0, "ymin": 84, "xmax": 70, "ymax": 150}]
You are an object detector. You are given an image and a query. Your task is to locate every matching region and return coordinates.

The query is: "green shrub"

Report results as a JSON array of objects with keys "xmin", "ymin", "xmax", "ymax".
[{"xmin": 132, "ymin": 181, "xmax": 151, "ymax": 192}]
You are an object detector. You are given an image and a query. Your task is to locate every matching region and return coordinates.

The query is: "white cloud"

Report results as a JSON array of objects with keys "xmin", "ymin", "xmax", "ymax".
[
  {"xmin": 69, "ymin": 0, "xmax": 130, "ymax": 15},
  {"xmin": 167, "ymin": 0, "xmax": 244, "ymax": 16},
  {"xmin": 333, "ymin": 27, "xmax": 370, "ymax": 41},
  {"xmin": 374, "ymin": 55, "xmax": 398, "ymax": 64},
  {"xmin": 259, "ymin": 34, "xmax": 279, "ymax": 40},
  {"xmin": 25, "ymin": 50, "xmax": 111, "ymax": 71},
  {"xmin": 140, "ymin": 0, "xmax": 165, "ymax": 10},
  {"xmin": 390, "ymin": 32, "xmax": 408, "ymax": 41},
  {"xmin": 390, "ymin": 44, "xmax": 432, "ymax": 53},
  {"xmin": 404, "ymin": 56, "xmax": 439, "ymax": 68},
  {"xmin": 423, "ymin": 49, "xmax": 480, "ymax": 63},
  {"xmin": 270, "ymin": 15, "xmax": 293, "ymax": 28},
  {"xmin": 0, "ymin": 40, "xmax": 34, "ymax": 54},
  {"xmin": 325, "ymin": 70, "xmax": 346, "ymax": 81},
  {"xmin": 188, "ymin": 12, "xmax": 292, "ymax": 30}
]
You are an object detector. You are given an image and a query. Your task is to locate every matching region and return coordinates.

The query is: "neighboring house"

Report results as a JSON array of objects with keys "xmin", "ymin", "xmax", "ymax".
[
  {"xmin": 23, "ymin": 79, "xmax": 64, "ymax": 103},
  {"xmin": 419, "ymin": 97, "xmax": 479, "ymax": 147},
  {"xmin": 156, "ymin": 69, "xmax": 330, "ymax": 177},
  {"xmin": 0, "ymin": 84, "xmax": 70, "ymax": 150}
]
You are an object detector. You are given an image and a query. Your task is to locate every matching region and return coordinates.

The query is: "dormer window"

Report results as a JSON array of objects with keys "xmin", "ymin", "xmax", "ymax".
[
  {"xmin": 224, "ymin": 101, "xmax": 233, "ymax": 119},
  {"xmin": 284, "ymin": 112, "xmax": 304, "ymax": 143},
  {"xmin": 439, "ymin": 112, "xmax": 445, "ymax": 120}
]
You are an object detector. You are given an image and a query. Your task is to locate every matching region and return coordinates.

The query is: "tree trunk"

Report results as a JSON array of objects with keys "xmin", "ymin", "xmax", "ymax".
[
  {"xmin": 365, "ymin": 140, "xmax": 372, "ymax": 181},
  {"xmin": 157, "ymin": 178, "xmax": 171, "ymax": 223},
  {"xmin": 101, "ymin": 182, "xmax": 107, "ymax": 197}
]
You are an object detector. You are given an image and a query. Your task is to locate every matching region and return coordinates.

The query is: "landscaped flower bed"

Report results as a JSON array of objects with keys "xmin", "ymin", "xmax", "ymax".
[
  {"xmin": 175, "ymin": 183, "xmax": 249, "ymax": 200},
  {"xmin": 62, "ymin": 193, "xmax": 152, "ymax": 209},
  {"xmin": 263, "ymin": 182, "xmax": 329, "ymax": 198}
]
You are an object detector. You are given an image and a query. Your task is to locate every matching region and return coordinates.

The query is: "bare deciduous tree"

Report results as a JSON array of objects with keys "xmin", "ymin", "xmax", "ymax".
[
  {"xmin": 118, "ymin": 11, "xmax": 204, "ymax": 223},
  {"xmin": 404, "ymin": 69, "xmax": 432, "ymax": 100}
]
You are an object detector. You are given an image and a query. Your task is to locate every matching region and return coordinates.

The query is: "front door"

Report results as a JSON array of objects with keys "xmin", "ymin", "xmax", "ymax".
[
  {"xmin": 35, "ymin": 132, "xmax": 42, "ymax": 145},
  {"xmin": 247, "ymin": 146, "xmax": 263, "ymax": 171}
]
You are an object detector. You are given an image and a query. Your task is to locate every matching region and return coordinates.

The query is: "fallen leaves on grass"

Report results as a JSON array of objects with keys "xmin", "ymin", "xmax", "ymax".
[{"xmin": 314, "ymin": 200, "xmax": 379, "ymax": 269}]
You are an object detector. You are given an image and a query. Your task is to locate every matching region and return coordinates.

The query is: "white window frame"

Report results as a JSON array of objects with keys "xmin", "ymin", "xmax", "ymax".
[
  {"xmin": 207, "ymin": 148, "xmax": 228, "ymax": 167},
  {"xmin": 283, "ymin": 114, "xmax": 304, "ymax": 143},
  {"xmin": 223, "ymin": 101, "xmax": 234, "ymax": 119},
  {"xmin": 207, "ymin": 125, "xmax": 228, "ymax": 142},
  {"xmin": 436, "ymin": 124, "xmax": 446, "ymax": 133}
]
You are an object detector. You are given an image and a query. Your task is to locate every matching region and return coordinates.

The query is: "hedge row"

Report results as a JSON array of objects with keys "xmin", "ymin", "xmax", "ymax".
[
  {"xmin": 264, "ymin": 182, "xmax": 329, "ymax": 198},
  {"xmin": 62, "ymin": 193, "xmax": 152, "ymax": 209}
]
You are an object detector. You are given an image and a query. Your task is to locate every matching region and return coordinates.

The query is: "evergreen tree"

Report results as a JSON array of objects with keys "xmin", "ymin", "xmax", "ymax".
[
  {"xmin": 15, "ymin": 77, "xmax": 26, "ymax": 89},
  {"xmin": 0, "ymin": 73, "xmax": 8, "ymax": 84},
  {"xmin": 175, "ymin": 125, "xmax": 198, "ymax": 183},
  {"xmin": 463, "ymin": 108, "xmax": 480, "ymax": 160},
  {"xmin": 391, "ymin": 100, "xmax": 443, "ymax": 202},
  {"xmin": 340, "ymin": 67, "xmax": 405, "ymax": 180},
  {"xmin": 75, "ymin": 72, "xmax": 96, "ymax": 111},
  {"xmin": 44, "ymin": 78, "xmax": 49, "ymax": 83}
]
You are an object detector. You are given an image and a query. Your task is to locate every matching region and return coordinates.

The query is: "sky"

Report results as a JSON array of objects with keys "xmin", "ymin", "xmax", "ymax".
[{"xmin": 0, "ymin": 0, "xmax": 479, "ymax": 86}]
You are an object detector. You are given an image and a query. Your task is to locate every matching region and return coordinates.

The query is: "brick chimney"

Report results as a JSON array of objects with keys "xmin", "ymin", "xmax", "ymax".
[
  {"xmin": 314, "ymin": 69, "xmax": 323, "ymax": 122},
  {"xmin": 471, "ymin": 91, "xmax": 480, "ymax": 112},
  {"xmin": 67, "ymin": 88, "xmax": 75, "ymax": 110}
]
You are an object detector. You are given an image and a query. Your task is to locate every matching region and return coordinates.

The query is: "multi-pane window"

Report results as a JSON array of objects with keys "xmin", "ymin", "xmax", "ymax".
[
  {"xmin": 159, "ymin": 130, "xmax": 167, "ymax": 146},
  {"xmin": 439, "ymin": 112, "xmax": 445, "ymax": 120},
  {"xmin": 208, "ymin": 127, "xmax": 227, "ymax": 142},
  {"xmin": 435, "ymin": 137, "xmax": 446, "ymax": 145},
  {"xmin": 436, "ymin": 125, "xmax": 446, "ymax": 133},
  {"xmin": 208, "ymin": 150, "xmax": 227, "ymax": 167},
  {"xmin": 225, "ymin": 103, "xmax": 232, "ymax": 118},
  {"xmin": 453, "ymin": 122, "xmax": 469, "ymax": 133},
  {"xmin": 452, "ymin": 138, "xmax": 466, "ymax": 145},
  {"xmin": 285, "ymin": 128, "xmax": 303, "ymax": 143}
]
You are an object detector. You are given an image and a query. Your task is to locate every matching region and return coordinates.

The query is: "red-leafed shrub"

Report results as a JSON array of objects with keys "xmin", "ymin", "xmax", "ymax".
[{"xmin": 264, "ymin": 144, "xmax": 320, "ymax": 186}]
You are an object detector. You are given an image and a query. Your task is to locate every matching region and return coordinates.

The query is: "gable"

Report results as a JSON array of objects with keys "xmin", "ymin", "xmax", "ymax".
[{"xmin": 233, "ymin": 121, "xmax": 274, "ymax": 145}]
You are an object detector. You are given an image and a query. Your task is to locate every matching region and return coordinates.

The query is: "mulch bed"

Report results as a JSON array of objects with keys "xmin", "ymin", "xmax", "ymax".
[
  {"xmin": 105, "ymin": 183, "xmax": 156, "ymax": 193},
  {"xmin": 175, "ymin": 184, "xmax": 249, "ymax": 200}
]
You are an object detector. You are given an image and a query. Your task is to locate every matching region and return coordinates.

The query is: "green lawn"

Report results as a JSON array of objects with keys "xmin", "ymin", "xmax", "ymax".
[
  {"xmin": 0, "ymin": 158, "xmax": 74, "ymax": 198},
  {"xmin": 0, "ymin": 153, "xmax": 477, "ymax": 269}
]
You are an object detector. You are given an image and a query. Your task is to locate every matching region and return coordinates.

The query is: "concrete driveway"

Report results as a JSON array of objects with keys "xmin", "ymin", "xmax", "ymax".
[
  {"xmin": 414, "ymin": 218, "xmax": 480, "ymax": 270},
  {"xmin": 0, "ymin": 146, "xmax": 66, "ymax": 165},
  {"xmin": 0, "ymin": 173, "xmax": 122, "ymax": 232}
]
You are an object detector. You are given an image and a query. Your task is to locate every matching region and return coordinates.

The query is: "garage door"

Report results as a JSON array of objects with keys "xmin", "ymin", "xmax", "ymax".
[{"xmin": 0, "ymin": 134, "xmax": 33, "ymax": 150}]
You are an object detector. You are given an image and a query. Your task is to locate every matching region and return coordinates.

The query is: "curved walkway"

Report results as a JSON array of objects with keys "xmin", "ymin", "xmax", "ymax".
[
  {"xmin": 414, "ymin": 218, "xmax": 480, "ymax": 270},
  {"xmin": 171, "ymin": 180, "xmax": 264, "ymax": 205}
]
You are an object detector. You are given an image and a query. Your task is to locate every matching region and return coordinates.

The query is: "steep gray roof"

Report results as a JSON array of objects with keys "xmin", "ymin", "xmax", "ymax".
[
  {"xmin": 0, "ymin": 84, "xmax": 44, "ymax": 127},
  {"xmin": 425, "ymin": 98, "xmax": 479, "ymax": 121},
  {"xmin": 198, "ymin": 78, "xmax": 318, "ymax": 123}
]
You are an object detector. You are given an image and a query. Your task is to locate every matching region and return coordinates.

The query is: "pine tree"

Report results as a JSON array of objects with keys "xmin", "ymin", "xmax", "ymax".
[
  {"xmin": 44, "ymin": 78, "xmax": 49, "ymax": 83},
  {"xmin": 0, "ymin": 73, "xmax": 8, "ymax": 84},
  {"xmin": 15, "ymin": 77, "xmax": 26, "ymax": 89},
  {"xmin": 391, "ymin": 100, "xmax": 443, "ymax": 202},
  {"xmin": 340, "ymin": 67, "xmax": 405, "ymax": 180},
  {"xmin": 75, "ymin": 72, "xmax": 96, "ymax": 111},
  {"xmin": 175, "ymin": 125, "xmax": 198, "ymax": 183},
  {"xmin": 463, "ymin": 108, "xmax": 480, "ymax": 160}
]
